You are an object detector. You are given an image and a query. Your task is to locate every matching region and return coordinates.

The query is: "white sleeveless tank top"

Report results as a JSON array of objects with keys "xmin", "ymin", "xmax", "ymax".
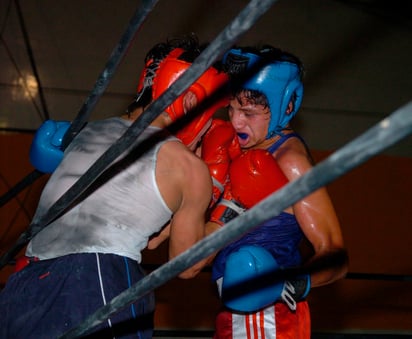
[{"xmin": 26, "ymin": 117, "xmax": 175, "ymax": 262}]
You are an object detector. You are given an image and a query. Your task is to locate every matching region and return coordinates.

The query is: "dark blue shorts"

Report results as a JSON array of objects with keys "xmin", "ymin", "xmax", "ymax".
[{"xmin": 0, "ymin": 253, "xmax": 155, "ymax": 339}]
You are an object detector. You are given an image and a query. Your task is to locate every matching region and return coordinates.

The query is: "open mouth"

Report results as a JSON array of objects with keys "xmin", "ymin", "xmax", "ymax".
[
  {"xmin": 237, "ymin": 132, "xmax": 249, "ymax": 146},
  {"xmin": 237, "ymin": 132, "xmax": 248, "ymax": 140}
]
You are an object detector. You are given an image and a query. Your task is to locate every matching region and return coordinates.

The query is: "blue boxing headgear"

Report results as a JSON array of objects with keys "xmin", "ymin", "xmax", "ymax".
[{"xmin": 223, "ymin": 48, "xmax": 303, "ymax": 138}]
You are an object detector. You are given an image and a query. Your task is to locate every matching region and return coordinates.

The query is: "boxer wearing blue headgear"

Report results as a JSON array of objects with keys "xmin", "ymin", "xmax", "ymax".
[
  {"xmin": 223, "ymin": 47, "xmax": 303, "ymax": 139},
  {"xmin": 210, "ymin": 45, "xmax": 347, "ymax": 338}
]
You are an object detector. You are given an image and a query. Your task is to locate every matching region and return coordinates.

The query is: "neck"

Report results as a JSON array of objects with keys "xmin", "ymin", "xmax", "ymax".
[
  {"xmin": 121, "ymin": 107, "xmax": 169, "ymax": 129},
  {"xmin": 251, "ymin": 136, "xmax": 281, "ymax": 150},
  {"xmin": 251, "ymin": 129, "xmax": 294, "ymax": 150}
]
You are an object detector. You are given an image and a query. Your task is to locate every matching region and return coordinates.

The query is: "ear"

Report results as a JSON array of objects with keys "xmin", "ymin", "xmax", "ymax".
[
  {"xmin": 286, "ymin": 100, "xmax": 294, "ymax": 115},
  {"xmin": 183, "ymin": 90, "xmax": 198, "ymax": 113}
]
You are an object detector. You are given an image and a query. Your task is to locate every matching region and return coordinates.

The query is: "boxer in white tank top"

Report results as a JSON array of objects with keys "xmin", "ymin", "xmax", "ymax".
[
  {"xmin": 0, "ymin": 36, "xmax": 228, "ymax": 339},
  {"xmin": 27, "ymin": 118, "xmax": 176, "ymax": 263}
]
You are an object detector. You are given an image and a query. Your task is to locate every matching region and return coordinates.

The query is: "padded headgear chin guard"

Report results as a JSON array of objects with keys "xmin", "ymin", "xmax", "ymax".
[
  {"xmin": 223, "ymin": 48, "xmax": 303, "ymax": 138},
  {"xmin": 137, "ymin": 48, "xmax": 229, "ymax": 146}
]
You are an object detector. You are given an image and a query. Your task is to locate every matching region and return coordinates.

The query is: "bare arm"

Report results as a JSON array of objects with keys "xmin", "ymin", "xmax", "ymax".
[
  {"xmin": 276, "ymin": 139, "xmax": 348, "ymax": 288},
  {"xmin": 166, "ymin": 147, "xmax": 214, "ymax": 278},
  {"xmin": 147, "ymin": 222, "xmax": 170, "ymax": 250}
]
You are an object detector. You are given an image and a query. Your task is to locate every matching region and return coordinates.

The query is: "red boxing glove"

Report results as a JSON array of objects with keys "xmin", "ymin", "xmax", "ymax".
[
  {"xmin": 209, "ymin": 180, "xmax": 246, "ymax": 226},
  {"xmin": 229, "ymin": 149, "xmax": 288, "ymax": 209},
  {"xmin": 201, "ymin": 119, "xmax": 241, "ymax": 206},
  {"xmin": 209, "ymin": 149, "xmax": 288, "ymax": 226}
]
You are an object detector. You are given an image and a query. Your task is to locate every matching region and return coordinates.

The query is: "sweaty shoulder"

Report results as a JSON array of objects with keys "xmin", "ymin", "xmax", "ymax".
[
  {"xmin": 156, "ymin": 140, "xmax": 212, "ymax": 212},
  {"xmin": 273, "ymin": 135, "xmax": 313, "ymax": 181}
]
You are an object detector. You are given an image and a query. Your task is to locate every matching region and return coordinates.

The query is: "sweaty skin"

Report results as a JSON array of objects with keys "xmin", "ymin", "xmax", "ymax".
[
  {"xmin": 148, "ymin": 94, "xmax": 348, "ymax": 285},
  {"xmin": 228, "ymin": 93, "xmax": 348, "ymax": 288}
]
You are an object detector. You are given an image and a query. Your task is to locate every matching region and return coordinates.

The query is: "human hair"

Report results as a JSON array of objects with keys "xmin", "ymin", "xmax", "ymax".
[
  {"xmin": 144, "ymin": 33, "xmax": 202, "ymax": 65},
  {"xmin": 232, "ymin": 89, "xmax": 269, "ymax": 110}
]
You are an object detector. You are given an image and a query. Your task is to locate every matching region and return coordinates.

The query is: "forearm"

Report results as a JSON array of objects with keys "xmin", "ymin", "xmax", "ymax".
[
  {"xmin": 303, "ymin": 248, "xmax": 349, "ymax": 288},
  {"xmin": 178, "ymin": 221, "xmax": 222, "ymax": 278},
  {"xmin": 147, "ymin": 223, "xmax": 171, "ymax": 250},
  {"xmin": 183, "ymin": 223, "xmax": 220, "ymax": 272},
  {"xmin": 205, "ymin": 221, "xmax": 221, "ymax": 237}
]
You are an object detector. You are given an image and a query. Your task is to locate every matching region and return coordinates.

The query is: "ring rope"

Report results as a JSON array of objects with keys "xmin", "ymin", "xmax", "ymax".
[
  {"xmin": 61, "ymin": 0, "xmax": 160, "ymax": 148},
  {"xmin": 0, "ymin": 0, "xmax": 279, "ymax": 270},
  {"xmin": 141, "ymin": 264, "xmax": 412, "ymax": 282},
  {"xmin": 0, "ymin": 169, "xmax": 43, "ymax": 208},
  {"xmin": 59, "ymin": 100, "xmax": 412, "ymax": 338},
  {"xmin": 0, "ymin": 0, "xmax": 160, "ymax": 208}
]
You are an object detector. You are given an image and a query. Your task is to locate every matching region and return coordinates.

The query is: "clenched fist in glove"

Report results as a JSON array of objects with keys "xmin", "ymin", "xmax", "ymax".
[
  {"xmin": 222, "ymin": 245, "xmax": 310, "ymax": 312},
  {"xmin": 210, "ymin": 148, "xmax": 288, "ymax": 225},
  {"xmin": 201, "ymin": 119, "xmax": 241, "ymax": 207},
  {"xmin": 29, "ymin": 120, "xmax": 71, "ymax": 173}
]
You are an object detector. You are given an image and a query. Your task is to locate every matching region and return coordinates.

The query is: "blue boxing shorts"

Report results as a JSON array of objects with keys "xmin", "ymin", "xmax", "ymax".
[{"xmin": 0, "ymin": 253, "xmax": 155, "ymax": 339}]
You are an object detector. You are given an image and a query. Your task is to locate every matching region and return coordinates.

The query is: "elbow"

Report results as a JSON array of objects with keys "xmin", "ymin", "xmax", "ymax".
[
  {"xmin": 309, "ymin": 247, "xmax": 349, "ymax": 286},
  {"xmin": 338, "ymin": 249, "xmax": 349, "ymax": 278},
  {"xmin": 177, "ymin": 258, "xmax": 210, "ymax": 279},
  {"xmin": 327, "ymin": 247, "xmax": 350, "ymax": 282},
  {"xmin": 178, "ymin": 267, "xmax": 201, "ymax": 279}
]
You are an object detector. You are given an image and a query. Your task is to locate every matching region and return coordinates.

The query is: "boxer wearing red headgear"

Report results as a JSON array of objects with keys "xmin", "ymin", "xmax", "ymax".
[{"xmin": 1, "ymin": 35, "xmax": 222, "ymax": 339}]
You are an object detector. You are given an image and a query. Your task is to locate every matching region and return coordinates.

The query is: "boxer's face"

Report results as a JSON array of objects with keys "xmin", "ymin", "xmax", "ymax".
[{"xmin": 228, "ymin": 93, "xmax": 270, "ymax": 149}]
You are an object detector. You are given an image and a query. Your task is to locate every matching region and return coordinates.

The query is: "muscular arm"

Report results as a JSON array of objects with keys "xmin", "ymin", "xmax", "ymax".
[
  {"xmin": 275, "ymin": 139, "xmax": 348, "ymax": 288},
  {"xmin": 162, "ymin": 143, "xmax": 214, "ymax": 278}
]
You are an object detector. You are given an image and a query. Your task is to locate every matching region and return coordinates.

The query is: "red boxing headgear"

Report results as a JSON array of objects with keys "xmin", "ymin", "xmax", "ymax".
[{"xmin": 138, "ymin": 48, "xmax": 229, "ymax": 146}]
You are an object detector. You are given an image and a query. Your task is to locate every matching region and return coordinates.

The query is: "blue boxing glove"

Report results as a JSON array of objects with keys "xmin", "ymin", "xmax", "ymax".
[
  {"xmin": 29, "ymin": 120, "xmax": 70, "ymax": 173},
  {"xmin": 220, "ymin": 245, "xmax": 310, "ymax": 312},
  {"xmin": 221, "ymin": 245, "xmax": 282, "ymax": 312}
]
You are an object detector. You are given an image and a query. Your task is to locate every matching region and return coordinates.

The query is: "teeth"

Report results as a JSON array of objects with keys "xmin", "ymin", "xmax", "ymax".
[{"xmin": 238, "ymin": 133, "xmax": 248, "ymax": 140}]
